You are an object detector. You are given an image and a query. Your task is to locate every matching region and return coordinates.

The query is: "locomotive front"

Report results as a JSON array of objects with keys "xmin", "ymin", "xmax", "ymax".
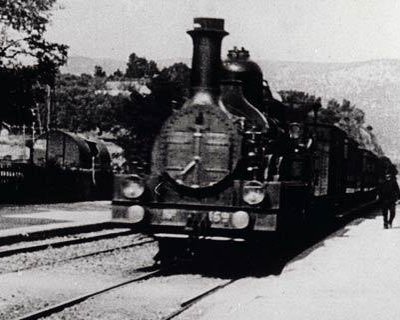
[{"xmin": 112, "ymin": 18, "xmax": 297, "ymax": 243}]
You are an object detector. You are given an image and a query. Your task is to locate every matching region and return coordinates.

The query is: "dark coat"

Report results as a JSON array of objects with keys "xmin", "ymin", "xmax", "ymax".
[{"xmin": 379, "ymin": 178, "xmax": 400, "ymax": 205}]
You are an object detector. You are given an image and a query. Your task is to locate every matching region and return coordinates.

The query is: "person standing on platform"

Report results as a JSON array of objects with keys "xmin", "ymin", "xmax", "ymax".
[{"xmin": 379, "ymin": 173, "xmax": 400, "ymax": 229}]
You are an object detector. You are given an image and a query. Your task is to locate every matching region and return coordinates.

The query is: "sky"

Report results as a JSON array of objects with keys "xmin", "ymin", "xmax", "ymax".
[{"xmin": 45, "ymin": 0, "xmax": 400, "ymax": 63}]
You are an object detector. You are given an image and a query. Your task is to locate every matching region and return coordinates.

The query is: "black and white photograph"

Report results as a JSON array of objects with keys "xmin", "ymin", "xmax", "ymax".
[{"xmin": 0, "ymin": 0, "xmax": 400, "ymax": 319}]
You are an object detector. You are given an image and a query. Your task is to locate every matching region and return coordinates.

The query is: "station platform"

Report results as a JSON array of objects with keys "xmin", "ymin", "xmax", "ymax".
[
  {"xmin": 178, "ymin": 206, "xmax": 400, "ymax": 320},
  {"xmin": 0, "ymin": 202, "xmax": 111, "ymax": 243}
]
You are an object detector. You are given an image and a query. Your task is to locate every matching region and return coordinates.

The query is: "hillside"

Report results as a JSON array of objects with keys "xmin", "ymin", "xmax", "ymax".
[
  {"xmin": 259, "ymin": 59, "xmax": 400, "ymax": 162},
  {"xmin": 61, "ymin": 56, "xmax": 400, "ymax": 161}
]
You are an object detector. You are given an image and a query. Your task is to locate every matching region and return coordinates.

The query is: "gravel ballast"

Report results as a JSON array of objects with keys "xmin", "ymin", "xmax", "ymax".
[
  {"xmin": 0, "ymin": 233, "xmax": 151, "ymax": 274},
  {"xmin": 43, "ymin": 274, "xmax": 227, "ymax": 320},
  {"xmin": 0, "ymin": 228, "xmax": 132, "ymax": 251},
  {"xmin": 0, "ymin": 239, "xmax": 157, "ymax": 319}
]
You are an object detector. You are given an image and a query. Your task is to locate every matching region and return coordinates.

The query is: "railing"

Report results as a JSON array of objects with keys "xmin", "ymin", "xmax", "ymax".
[
  {"xmin": 0, "ymin": 162, "xmax": 25, "ymax": 183},
  {"xmin": 0, "ymin": 162, "xmax": 27, "ymax": 203}
]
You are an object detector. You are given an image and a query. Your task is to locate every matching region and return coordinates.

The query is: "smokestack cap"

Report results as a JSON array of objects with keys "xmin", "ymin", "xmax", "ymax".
[{"xmin": 193, "ymin": 18, "xmax": 226, "ymax": 32}]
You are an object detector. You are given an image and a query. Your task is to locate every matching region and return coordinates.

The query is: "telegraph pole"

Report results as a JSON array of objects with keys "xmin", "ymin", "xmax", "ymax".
[{"xmin": 46, "ymin": 84, "xmax": 51, "ymax": 132}]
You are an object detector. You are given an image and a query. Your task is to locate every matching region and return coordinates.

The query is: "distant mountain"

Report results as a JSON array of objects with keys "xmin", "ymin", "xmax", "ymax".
[{"xmin": 61, "ymin": 56, "xmax": 400, "ymax": 161}]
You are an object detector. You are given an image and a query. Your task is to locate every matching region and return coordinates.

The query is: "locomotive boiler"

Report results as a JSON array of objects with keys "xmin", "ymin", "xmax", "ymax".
[{"xmin": 112, "ymin": 18, "xmax": 384, "ymax": 259}]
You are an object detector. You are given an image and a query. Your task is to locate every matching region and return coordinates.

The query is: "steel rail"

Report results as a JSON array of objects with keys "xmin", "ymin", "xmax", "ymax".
[
  {"xmin": 161, "ymin": 278, "xmax": 239, "ymax": 320},
  {"xmin": 0, "ymin": 229, "xmax": 138, "ymax": 258},
  {"xmin": 60, "ymin": 239, "xmax": 155, "ymax": 261},
  {"xmin": 14, "ymin": 267, "xmax": 163, "ymax": 320},
  {"xmin": 159, "ymin": 202, "xmax": 379, "ymax": 320},
  {"xmin": 9, "ymin": 238, "xmax": 155, "ymax": 274}
]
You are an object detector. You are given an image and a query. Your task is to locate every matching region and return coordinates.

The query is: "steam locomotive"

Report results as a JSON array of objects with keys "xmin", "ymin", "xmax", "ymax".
[{"xmin": 112, "ymin": 18, "xmax": 388, "ymax": 258}]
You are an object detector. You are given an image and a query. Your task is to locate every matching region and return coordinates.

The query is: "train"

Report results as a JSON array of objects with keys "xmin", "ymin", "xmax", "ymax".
[
  {"xmin": 112, "ymin": 18, "xmax": 392, "ymax": 260},
  {"xmin": 0, "ymin": 129, "xmax": 112, "ymax": 203}
]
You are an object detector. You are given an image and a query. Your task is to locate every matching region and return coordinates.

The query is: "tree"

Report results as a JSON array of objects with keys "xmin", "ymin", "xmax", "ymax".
[
  {"xmin": 0, "ymin": 66, "xmax": 36, "ymax": 124},
  {"xmin": 53, "ymin": 60, "xmax": 189, "ymax": 171},
  {"xmin": 278, "ymin": 90, "xmax": 322, "ymax": 123},
  {"xmin": 0, "ymin": 0, "xmax": 68, "ymax": 126},
  {"xmin": 111, "ymin": 69, "xmax": 123, "ymax": 79},
  {"xmin": 278, "ymin": 91, "xmax": 384, "ymax": 155},
  {"xmin": 319, "ymin": 98, "xmax": 364, "ymax": 134},
  {"xmin": 147, "ymin": 60, "xmax": 159, "ymax": 77},
  {"xmin": 94, "ymin": 65, "xmax": 106, "ymax": 78},
  {"xmin": 157, "ymin": 62, "xmax": 190, "ymax": 102},
  {"xmin": 125, "ymin": 53, "xmax": 159, "ymax": 78},
  {"xmin": 0, "ymin": 0, "xmax": 68, "ymax": 67},
  {"xmin": 54, "ymin": 73, "xmax": 118, "ymax": 132},
  {"xmin": 318, "ymin": 98, "xmax": 383, "ymax": 154},
  {"xmin": 0, "ymin": 57, "xmax": 61, "ymax": 123}
]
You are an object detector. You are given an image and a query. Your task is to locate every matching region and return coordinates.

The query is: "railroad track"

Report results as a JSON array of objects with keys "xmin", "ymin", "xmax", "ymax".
[
  {"xmin": 15, "ymin": 267, "xmax": 163, "ymax": 320},
  {"xmin": 14, "ymin": 263, "xmax": 239, "ymax": 320},
  {"xmin": 159, "ymin": 206, "xmax": 380, "ymax": 320},
  {"xmin": 4, "ymin": 237, "xmax": 156, "ymax": 274},
  {"xmin": 9, "ymin": 206, "xmax": 377, "ymax": 320},
  {"xmin": 157, "ymin": 204, "xmax": 377, "ymax": 320},
  {"xmin": 161, "ymin": 278, "xmax": 238, "ymax": 320},
  {"xmin": 0, "ymin": 229, "xmax": 138, "ymax": 258}
]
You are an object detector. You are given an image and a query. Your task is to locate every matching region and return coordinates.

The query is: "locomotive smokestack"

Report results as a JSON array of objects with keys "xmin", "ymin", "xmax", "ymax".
[{"xmin": 187, "ymin": 18, "xmax": 228, "ymax": 93}]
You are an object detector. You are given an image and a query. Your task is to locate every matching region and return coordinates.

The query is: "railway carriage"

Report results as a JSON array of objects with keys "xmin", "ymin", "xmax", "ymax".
[{"xmin": 112, "ymin": 18, "xmax": 387, "ymax": 258}]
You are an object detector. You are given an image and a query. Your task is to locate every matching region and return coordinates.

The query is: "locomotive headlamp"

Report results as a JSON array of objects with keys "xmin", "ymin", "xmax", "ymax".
[
  {"xmin": 121, "ymin": 176, "xmax": 145, "ymax": 199},
  {"xmin": 242, "ymin": 180, "xmax": 265, "ymax": 205},
  {"xmin": 232, "ymin": 211, "xmax": 249, "ymax": 229},
  {"xmin": 127, "ymin": 205, "xmax": 145, "ymax": 223}
]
